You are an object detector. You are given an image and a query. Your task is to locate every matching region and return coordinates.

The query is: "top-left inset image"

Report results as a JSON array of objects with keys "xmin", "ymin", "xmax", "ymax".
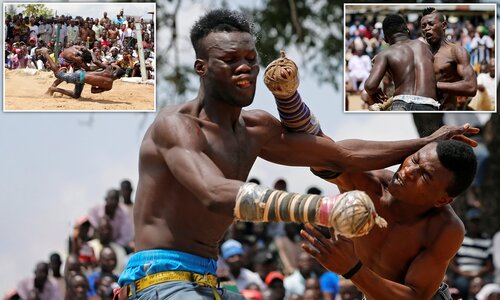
[{"xmin": 3, "ymin": 2, "xmax": 156, "ymax": 112}]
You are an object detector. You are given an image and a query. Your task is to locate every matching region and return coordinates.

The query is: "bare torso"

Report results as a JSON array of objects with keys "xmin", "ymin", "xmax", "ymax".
[
  {"xmin": 133, "ymin": 101, "xmax": 269, "ymax": 258},
  {"xmin": 353, "ymin": 173, "xmax": 461, "ymax": 283},
  {"xmin": 433, "ymin": 43, "xmax": 462, "ymax": 110},
  {"xmin": 62, "ymin": 46, "xmax": 86, "ymax": 70},
  {"xmin": 84, "ymin": 66, "xmax": 114, "ymax": 90},
  {"xmin": 385, "ymin": 39, "xmax": 436, "ymax": 99}
]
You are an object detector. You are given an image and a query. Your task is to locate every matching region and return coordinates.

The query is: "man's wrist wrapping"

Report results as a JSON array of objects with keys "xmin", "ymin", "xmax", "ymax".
[
  {"xmin": 342, "ymin": 260, "xmax": 362, "ymax": 279},
  {"xmin": 275, "ymin": 91, "xmax": 322, "ymax": 135},
  {"xmin": 235, "ymin": 183, "xmax": 323, "ymax": 224}
]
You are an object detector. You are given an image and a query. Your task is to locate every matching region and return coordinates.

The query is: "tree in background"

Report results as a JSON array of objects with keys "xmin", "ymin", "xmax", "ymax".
[{"xmin": 19, "ymin": 4, "xmax": 54, "ymax": 18}]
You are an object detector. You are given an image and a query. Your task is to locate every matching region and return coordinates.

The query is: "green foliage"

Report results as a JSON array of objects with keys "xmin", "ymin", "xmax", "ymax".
[{"xmin": 19, "ymin": 4, "xmax": 54, "ymax": 18}]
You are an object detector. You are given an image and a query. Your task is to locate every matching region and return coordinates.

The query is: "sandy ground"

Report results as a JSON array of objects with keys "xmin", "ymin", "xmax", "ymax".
[
  {"xmin": 4, "ymin": 69, "xmax": 155, "ymax": 111},
  {"xmin": 346, "ymin": 93, "xmax": 368, "ymax": 112}
]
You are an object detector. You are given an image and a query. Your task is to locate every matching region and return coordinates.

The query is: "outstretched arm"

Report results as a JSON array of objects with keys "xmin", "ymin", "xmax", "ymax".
[{"xmin": 437, "ymin": 46, "xmax": 477, "ymax": 96}]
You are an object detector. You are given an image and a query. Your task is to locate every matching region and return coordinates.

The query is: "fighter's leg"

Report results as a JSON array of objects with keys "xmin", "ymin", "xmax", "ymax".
[{"xmin": 49, "ymin": 87, "xmax": 77, "ymax": 98}]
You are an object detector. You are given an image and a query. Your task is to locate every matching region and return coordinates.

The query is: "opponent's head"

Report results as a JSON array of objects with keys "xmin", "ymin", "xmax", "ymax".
[
  {"xmin": 389, "ymin": 140, "xmax": 477, "ymax": 207},
  {"xmin": 190, "ymin": 9, "xmax": 259, "ymax": 107},
  {"xmin": 421, "ymin": 7, "xmax": 447, "ymax": 45},
  {"xmin": 81, "ymin": 48, "xmax": 92, "ymax": 64},
  {"xmin": 382, "ymin": 14, "xmax": 409, "ymax": 44}
]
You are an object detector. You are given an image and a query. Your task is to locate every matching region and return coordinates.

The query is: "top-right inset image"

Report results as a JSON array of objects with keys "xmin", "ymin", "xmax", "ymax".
[{"xmin": 344, "ymin": 3, "xmax": 496, "ymax": 112}]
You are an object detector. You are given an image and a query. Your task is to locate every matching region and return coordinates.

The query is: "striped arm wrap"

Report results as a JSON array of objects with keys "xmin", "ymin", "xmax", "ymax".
[{"xmin": 275, "ymin": 91, "xmax": 322, "ymax": 135}]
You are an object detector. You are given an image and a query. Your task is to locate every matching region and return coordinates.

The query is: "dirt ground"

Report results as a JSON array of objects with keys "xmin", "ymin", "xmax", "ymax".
[
  {"xmin": 4, "ymin": 69, "xmax": 155, "ymax": 111},
  {"xmin": 346, "ymin": 93, "xmax": 368, "ymax": 112}
]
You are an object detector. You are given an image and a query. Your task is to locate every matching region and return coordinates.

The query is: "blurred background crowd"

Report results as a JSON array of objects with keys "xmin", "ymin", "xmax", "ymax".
[{"xmin": 3, "ymin": 161, "xmax": 500, "ymax": 300}]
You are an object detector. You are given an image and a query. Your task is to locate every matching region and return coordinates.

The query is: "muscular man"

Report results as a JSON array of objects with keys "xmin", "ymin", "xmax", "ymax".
[
  {"xmin": 301, "ymin": 140, "xmax": 477, "ymax": 300},
  {"xmin": 421, "ymin": 7, "xmax": 477, "ymax": 110},
  {"xmin": 364, "ymin": 14, "xmax": 439, "ymax": 111},
  {"xmin": 116, "ymin": 9, "xmax": 476, "ymax": 300},
  {"xmin": 40, "ymin": 48, "xmax": 124, "ymax": 99},
  {"xmin": 107, "ymin": 24, "xmax": 119, "ymax": 46},
  {"xmin": 56, "ymin": 45, "xmax": 93, "ymax": 71}
]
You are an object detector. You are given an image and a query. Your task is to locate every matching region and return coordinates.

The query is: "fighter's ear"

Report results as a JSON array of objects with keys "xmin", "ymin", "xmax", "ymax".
[
  {"xmin": 435, "ymin": 194, "xmax": 453, "ymax": 207},
  {"xmin": 441, "ymin": 21, "xmax": 448, "ymax": 31},
  {"xmin": 194, "ymin": 59, "xmax": 207, "ymax": 77}
]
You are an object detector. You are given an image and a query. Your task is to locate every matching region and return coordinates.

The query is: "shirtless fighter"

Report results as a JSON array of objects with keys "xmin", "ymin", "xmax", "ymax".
[
  {"xmin": 364, "ymin": 14, "xmax": 440, "ymax": 111},
  {"xmin": 115, "ymin": 9, "xmax": 477, "ymax": 300},
  {"xmin": 264, "ymin": 39, "xmax": 478, "ymax": 300},
  {"xmin": 301, "ymin": 139, "xmax": 477, "ymax": 300},
  {"xmin": 421, "ymin": 7, "xmax": 477, "ymax": 110},
  {"xmin": 41, "ymin": 48, "xmax": 125, "ymax": 99}
]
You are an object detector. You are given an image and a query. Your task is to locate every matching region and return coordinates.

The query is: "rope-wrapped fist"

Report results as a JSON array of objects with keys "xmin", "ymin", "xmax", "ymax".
[{"xmin": 264, "ymin": 50, "xmax": 299, "ymax": 99}]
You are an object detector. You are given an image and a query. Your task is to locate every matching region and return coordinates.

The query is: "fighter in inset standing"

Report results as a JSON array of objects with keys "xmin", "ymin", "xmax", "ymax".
[
  {"xmin": 364, "ymin": 14, "xmax": 439, "ymax": 111},
  {"xmin": 421, "ymin": 7, "xmax": 477, "ymax": 110}
]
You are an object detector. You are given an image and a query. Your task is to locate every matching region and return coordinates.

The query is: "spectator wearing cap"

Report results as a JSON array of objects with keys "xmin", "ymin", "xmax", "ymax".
[
  {"xmin": 220, "ymin": 239, "xmax": 267, "ymax": 292},
  {"xmin": 240, "ymin": 289, "xmax": 263, "ymax": 300},
  {"xmin": 476, "ymin": 283, "xmax": 500, "ymax": 300},
  {"xmin": 319, "ymin": 271, "xmax": 340, "ymax": 300},
  {"xmin": 263, "ymin": 271, "xmax": 286, "ymax": 300},
  {"xmin": 450, "ymin": 209, "xmax": 494, "ymax": 299}
]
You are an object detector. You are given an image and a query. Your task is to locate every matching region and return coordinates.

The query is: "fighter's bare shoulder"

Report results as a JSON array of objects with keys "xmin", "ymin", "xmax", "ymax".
[
  {"xmin": 150, "ymin": 101, "xmax": 207, "ymax": 150},
  {"xmin": 425, "ymin": 206, "xmax": 465, "ymax": 258},
  {"xmin": 241, "ymin": 108, "xmax": 284, "ymax": 142},
  {"xmin": 241, "ymin": 108, "xmax": 280, "ymax": 128}
]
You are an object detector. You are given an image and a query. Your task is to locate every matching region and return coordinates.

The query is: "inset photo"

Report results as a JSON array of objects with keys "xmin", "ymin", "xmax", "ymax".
[
  {"xmin": 3, "ymin": 2, "xmax": 156, "ymax": 111},
  {"xmin": 344, "ymin": 3, "xmax": 496, "ymax": 112}
]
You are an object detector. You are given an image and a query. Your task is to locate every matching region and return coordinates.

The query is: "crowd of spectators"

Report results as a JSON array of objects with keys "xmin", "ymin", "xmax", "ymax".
[
  {"xmin": 2, "ymin": 177, "xmax": 367, "ymax": 300},
  {"xmin": 345, "ymin": 8, "xmax": 496, "ymax": 111},
  {"xmin": 3, "ymin": 169, "xmax": 500, "ymax": 300},
  {"xmin": 4, "ymin": 9, "xmax": 155, "ymax": 80}
]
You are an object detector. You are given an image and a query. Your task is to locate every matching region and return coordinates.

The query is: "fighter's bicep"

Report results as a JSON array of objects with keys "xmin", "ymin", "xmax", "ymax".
[
  {"xmin": 365, "ymin": 54, "xmax": 388, "ymax": 91},
  {"xmin": 455, "ymin": 46, "xmax": 475, "ymax": 79}
]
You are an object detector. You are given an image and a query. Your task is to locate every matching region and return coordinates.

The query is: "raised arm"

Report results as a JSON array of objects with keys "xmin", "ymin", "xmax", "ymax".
[
  {"xmin": 437, "ymin": 46, "xmax": 477, "ymax": 96},
  {"xmin": 258, "ymin": 111, "xmax": 477, "ymax": 173}
]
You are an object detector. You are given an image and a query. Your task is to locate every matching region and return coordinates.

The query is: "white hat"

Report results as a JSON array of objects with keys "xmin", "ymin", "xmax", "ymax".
[{"xmin": 476, "ymin": 283, "xmax": 500, "ymax": 300}]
